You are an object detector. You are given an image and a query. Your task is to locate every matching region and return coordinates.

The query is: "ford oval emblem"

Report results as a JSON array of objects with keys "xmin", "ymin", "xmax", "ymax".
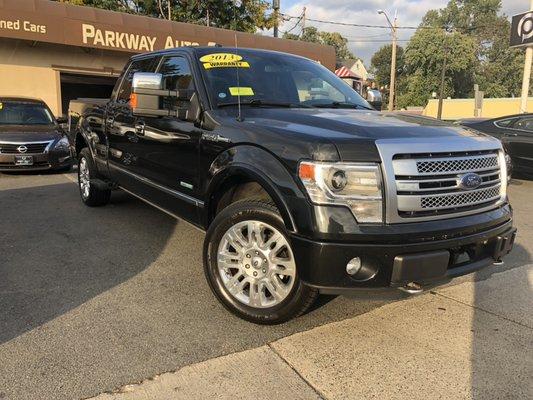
[{"xmin": 459, "ymin": 173, "xmax": 482, "ymax": 190}]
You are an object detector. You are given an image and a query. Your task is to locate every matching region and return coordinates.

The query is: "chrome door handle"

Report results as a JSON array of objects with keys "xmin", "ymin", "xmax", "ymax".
[{"xmin": 135, "ymin": 121, "xmax": 145, "ymax": 136}]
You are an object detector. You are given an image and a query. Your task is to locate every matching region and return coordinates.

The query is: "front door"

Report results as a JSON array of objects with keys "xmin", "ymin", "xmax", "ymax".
[
  {"xmin": 107, "ymin": 54, "xmax": 203, "ymax": 225},
  {"xmin": 106, "ymin": 56, "xmax": 159, "ymax": 189}
]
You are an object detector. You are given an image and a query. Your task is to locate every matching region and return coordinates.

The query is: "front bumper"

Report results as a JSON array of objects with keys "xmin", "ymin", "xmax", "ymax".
[
  {"xmin": 0, "ymin": 150, "xmax": 72, "ymax": 171},
  {"xmin": 290, "ymin": 210, "xmax": 516, "ymax": 295}
]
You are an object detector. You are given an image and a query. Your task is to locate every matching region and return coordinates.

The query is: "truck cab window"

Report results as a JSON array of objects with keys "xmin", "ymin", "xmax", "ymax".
[
  {"xmin": 157, "ymin": 56, "xmax": 194, "ymax": 109},
  {"xmin": 116, "ymin": 57, "xmax": 158, "ymax": 104},
  {"xmin": 158, "ymin": 56, "xmax": 194, "ymax": 91}
]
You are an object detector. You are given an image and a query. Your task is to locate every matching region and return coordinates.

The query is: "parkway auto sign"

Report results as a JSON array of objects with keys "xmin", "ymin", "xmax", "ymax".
[{"xmin": 510, "ymin": 11, "xmax": 533, "ymax": 47}]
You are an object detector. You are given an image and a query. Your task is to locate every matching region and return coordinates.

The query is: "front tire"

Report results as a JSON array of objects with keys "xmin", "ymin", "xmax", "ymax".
[
  {"xmin": 203, "ymin": 199, "xmax": 318, "ymax": 324},
  {"xmin": 78, "ymin": 148, "xmax": 110, "ymax": 207}
]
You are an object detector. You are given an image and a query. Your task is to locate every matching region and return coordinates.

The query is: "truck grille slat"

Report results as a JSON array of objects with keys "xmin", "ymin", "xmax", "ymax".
[
  {"xmin": 416, "ymin": 156, "xmax": 498, "ymax": 174},
  {"xmin": 420, "ymin": 186, "xmax": 501, "ymax": 209}
]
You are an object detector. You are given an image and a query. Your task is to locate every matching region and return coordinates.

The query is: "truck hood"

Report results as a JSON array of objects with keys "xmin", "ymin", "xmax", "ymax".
[
  {"xmin": 0, "ymin": 124, "xmax": 63, "ymax": 142},
  {"xmin": 221, "ymin": 108, "xmax": 493, "ymax": 161}
]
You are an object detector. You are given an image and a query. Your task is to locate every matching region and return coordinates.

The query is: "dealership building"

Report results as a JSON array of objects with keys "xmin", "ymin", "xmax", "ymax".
[{"xmin": 0, "ymin": 0, "xmax": 335, "ymax": 116}]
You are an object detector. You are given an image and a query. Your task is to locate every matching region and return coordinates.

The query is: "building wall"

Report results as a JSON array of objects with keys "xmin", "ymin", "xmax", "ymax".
[
  {"xmin": 0, "ymin": 38, "xmax": 130, "ymax": 115},
  {"xmin": 423, "ymin": 97, "xmax": 533, "ymax": 120},
  {"xmin": 0, "ymin": 64, "xmax": 60, "ymax": 114},
  {"xmin": 350, "ymin": 60, "xmax": 368, "ymax": 82}
]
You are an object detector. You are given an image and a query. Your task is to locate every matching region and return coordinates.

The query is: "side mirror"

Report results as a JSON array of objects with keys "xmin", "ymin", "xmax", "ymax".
[
  {"xmin": 368, "ymin": 100, "xmax": 382, "ymax": 111},
  {"xmin": 131, "ymin": 72, "xmax": 199, "ymax": 122},
  {"xmin": 366, "ymin": 89, "xmax": 382, "ymax": 111},
  {"xmin": 56, "ymin": 116, "xmax": 68, "ymax": 124}
]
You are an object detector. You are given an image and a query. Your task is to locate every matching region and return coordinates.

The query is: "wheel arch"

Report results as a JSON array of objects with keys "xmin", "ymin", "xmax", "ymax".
[{"xmin": 204, "ymin": 146, "xmax": 305, "ymax": 233}]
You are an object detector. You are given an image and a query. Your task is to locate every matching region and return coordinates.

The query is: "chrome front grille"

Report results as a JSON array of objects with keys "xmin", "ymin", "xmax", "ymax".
[
  {"xmin": 0, "ymin": 142, "xmax": 52, "ymax": 154},
  {"xmin": 392, "ymin": 151, "xmax": 504, "ymax": 219},
  {"xmin": 375, "ymin": 138, "xmax": 507, "ymax": 224}
]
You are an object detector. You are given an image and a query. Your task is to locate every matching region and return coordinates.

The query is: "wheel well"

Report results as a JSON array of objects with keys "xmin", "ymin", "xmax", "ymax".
[
  {"xmin": 210, "ymin": 177, "xmax": 274, "ymax": 222},
  {"xmin": 75, "ymin": 133, "xmax": 88, "ymax": 157}
]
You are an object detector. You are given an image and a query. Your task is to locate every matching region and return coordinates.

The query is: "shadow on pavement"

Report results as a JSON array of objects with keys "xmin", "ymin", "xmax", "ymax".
[
  {"xmin": 0, "ymin": 182, "xmax": 177, "ymax": 344},
  {"xmin": 470, "ymin": 178, "xmax": 533, "ymax": 399}
]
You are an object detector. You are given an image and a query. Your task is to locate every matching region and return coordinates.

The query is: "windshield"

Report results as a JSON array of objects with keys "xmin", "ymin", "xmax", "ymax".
[
  {"xmin": 0, "ymin": 101, "xmax": 54, "ymax": 125},
  {"xmin": 197, "ymin": 50, "xmax": 372, "ymax": 109}
]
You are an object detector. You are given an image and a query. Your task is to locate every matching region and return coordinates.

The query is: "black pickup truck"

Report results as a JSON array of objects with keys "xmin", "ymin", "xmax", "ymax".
[{"xmin": 71, "ymin": 47, "xmax": 516, "ymax": 324}]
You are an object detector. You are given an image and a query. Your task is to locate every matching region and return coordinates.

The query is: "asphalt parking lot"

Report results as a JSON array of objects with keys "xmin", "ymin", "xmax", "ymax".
[{"xmin": 0, "ymin": 171, "xmax": 531, "ymax": 400}]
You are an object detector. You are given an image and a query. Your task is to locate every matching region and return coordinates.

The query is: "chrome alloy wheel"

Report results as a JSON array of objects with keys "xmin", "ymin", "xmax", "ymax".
[
  {"xmin": 79, "ymin": 157, "xmax": 90, "ymax": 200},
  {"xmin": 217, "ymin": 220, "xmax": 296, "ymax": 308}
]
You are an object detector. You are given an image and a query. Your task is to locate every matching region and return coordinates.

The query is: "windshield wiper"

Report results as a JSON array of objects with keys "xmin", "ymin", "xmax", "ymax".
[
  {"xmin": 218, "ymin": 99, "xmax": 312, "ymax": 108},
  {"xmin": 312, "ymin": 101, "xmax": 373, "ymax": 110}
]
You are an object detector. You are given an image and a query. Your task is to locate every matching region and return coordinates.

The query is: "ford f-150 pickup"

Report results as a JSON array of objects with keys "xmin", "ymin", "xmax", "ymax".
[{"xmin": 71, "ymin": 47, "xmax": 516, "ymax": 324}]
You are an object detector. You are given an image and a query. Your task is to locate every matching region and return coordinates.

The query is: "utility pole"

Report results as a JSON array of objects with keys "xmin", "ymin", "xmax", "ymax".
[
  {"xmin": 378, "ymin": 10, "xmax": 397, "ymax": 111},
  {"xmin": 301, "ymin": 7, "xmax": 306, "ymax": 38},
  {"xmin": 273, "ymin": 0, "xmax": 280, "ymax": 38},
  {"xmin": 437, "ymin": 29, "xmax": 452, "ymax": 120},
  {"xmin": 168, "ymin": 0, "xmax": 171, "ymax": 20},
  {"xmin": 437, "ymin": 45, "xmax": 448, "ymax": 120},
  {"xmin": 519, "ymin": 0, "xmax": 533, "ymax": 113}
]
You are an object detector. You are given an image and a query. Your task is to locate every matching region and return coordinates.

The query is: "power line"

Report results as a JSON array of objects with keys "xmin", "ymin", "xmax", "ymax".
[
  {"xmin": 279, "ymin": 12, "xmax": 503, "ymax": 32},
  {"xmin": 347, "ymin": 39, "xmax": 411, "ymax": 43},
  {"xmin": 283, "ymin": 10, "xmax": 304, "ymax": 35},
  {"xmin": 279, "ymin": 12, "xmax": 435, "ymax": 30}
]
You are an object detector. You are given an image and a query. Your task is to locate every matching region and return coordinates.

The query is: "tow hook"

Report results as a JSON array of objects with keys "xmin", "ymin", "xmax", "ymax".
[{"xmin": 398, "ymin": 282, "xmax": 423, "ymax": 295}]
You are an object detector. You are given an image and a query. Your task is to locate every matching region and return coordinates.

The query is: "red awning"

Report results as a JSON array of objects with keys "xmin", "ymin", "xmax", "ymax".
[{"xmin": 335, "ymin": 66, "xmax": 360, "ymax": 79}]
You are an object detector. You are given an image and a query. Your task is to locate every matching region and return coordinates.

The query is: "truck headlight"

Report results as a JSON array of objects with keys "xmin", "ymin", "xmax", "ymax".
[
  {"xmin": 54, "ymin": 137, "xmax": 70, "ymax": 152},
  {"xmin": 298, "ymin": 161, "xmax": 384, "ymax": 223}
]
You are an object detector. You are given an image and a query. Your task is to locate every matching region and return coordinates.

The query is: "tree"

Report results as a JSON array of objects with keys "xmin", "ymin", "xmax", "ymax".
[
  {"xmin": 397, "ymin": 28, "xmax": 477, "ymax": 108},
  {"xmin": 418, "ymin": 0, "xmax": 524, "ymax": 98},
  {"xmin": 370, "ymin": 44, "xmax": 404, "ymax": 88},
  {"xmin": 390, "ymin": 0, "xmax": 525, "ymax": 108},
  {"xmin": 55, "ymin": 0, "xmax": 275, "ymax": 33},
  {"xmin": 283, "ymin": 26, "xmax": 355, "ymax": 60}
]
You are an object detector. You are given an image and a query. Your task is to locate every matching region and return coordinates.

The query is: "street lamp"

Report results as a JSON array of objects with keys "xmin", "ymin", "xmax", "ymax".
[{"xmin": 378, "ymin": 9, "xmax": 397, "ymax": 112}]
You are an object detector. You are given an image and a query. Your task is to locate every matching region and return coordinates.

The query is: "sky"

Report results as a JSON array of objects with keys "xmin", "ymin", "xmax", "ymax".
[{"xmin": 275, "ymin": 0, "xmax": 528, "ymax": 66}]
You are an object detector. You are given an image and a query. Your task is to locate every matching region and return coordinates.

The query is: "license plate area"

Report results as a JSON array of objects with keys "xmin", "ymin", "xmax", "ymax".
[{"xmin": 14, "ymin": 155, "xmax": 34, "ymax": 165}]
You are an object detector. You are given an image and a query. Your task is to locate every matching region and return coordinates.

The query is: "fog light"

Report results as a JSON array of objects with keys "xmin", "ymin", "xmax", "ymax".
[{"xmin": 346, "ymin": 257, "xmax": 362, "ymax": 275}]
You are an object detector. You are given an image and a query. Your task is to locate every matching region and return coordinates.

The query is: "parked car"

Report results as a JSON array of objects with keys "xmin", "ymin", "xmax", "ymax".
[
  {"xmin": 458, "ymin": 114, "xmax": 533, "ymax": 177},
  {"xmin": 0, "ymin": 97, "xmax": 73, "ymax": 172},
  {"xmin": 70, "ymin": 48, "xmax": 515, "ymax": 324}
]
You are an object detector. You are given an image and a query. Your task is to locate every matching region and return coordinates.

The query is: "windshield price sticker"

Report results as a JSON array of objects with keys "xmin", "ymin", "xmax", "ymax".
[
  {"xmin": 229, "ymin": 87, "xmax": 254, "ymax": 96},
  {"xmin": 200, "ymin": 53, "xmax": 250, "ymax": 69}
]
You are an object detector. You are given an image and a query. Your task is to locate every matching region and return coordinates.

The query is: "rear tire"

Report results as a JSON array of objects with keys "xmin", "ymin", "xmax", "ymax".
[
  {"xmin": 203, "ymin": 199, "xmax": 318, "ymax": 324},
  {"xmin": 78, "ymin": 148, "xmax": 110, "ymax": 207}
]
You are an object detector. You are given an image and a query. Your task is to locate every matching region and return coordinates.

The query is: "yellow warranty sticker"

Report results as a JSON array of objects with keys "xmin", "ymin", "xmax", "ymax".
[
  {"xmin": 229, "ymin": 87, "xmax": 254, "ymax": 96},
  {"xmin": 200, "ymin": 53, "xmax": 249, "ymax": 69},
  {"xmin": 203, "ymin": 61, "xmax": 249, "ymax": 69},
  {"xmin": 200, "ymin": 53, "xmax": 243, "ymax": 63}
]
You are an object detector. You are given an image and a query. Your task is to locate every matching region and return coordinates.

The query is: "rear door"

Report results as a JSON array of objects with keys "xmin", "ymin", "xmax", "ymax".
[{"xmin": 505, "ymin": 116, "xmax": 533, "ymax": 174}]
